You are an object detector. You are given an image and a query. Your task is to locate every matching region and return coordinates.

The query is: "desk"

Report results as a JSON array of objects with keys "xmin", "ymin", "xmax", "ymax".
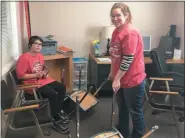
[
  {"xmin": 88, "ymin": 54, "xmax": 184, "ymax": 96},
  {"xmin": 89, "ymin": 54, "xmax": 184, "ymax": 65},
  {"xmin": 44, "ymin": 53, "xmax": 73, "ymax": 92}
]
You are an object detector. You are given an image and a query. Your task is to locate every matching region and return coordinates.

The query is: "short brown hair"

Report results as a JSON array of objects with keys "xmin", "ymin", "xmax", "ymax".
[
  {"xmin": 28, "ymin": 35, "xmax": 43, "ymax": 49},
  {"xmin": 110, "ymin": 3, "xmax": 132, "ymax": 24}
]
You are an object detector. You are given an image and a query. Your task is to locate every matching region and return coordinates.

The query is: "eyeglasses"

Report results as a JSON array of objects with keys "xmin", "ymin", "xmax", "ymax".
[{"xmin": 33, "ymin": 42, "xmax": 42, "ymax": 46}]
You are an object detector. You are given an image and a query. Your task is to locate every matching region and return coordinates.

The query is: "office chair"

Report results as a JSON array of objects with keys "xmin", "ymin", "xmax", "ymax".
[
  {"xmin": 150, "ymin": 48, "xmax": 184, "ymax": 90},
  {"xmin": 143, "ymin": 49, "xmax": 184, "ymax": 138},
  {"xmin": 1, "ymin": 73, "xmax": 52, "ymax": 138}
]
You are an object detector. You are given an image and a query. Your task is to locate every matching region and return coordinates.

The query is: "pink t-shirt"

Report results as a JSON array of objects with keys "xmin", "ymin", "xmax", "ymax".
[
  {"xmin": 16, "ymin": 52, "xmax": 55, "ymax": 90},
  {"xmin": 109, "ymin": 24, "xmax": 146, "ymax": 88}
]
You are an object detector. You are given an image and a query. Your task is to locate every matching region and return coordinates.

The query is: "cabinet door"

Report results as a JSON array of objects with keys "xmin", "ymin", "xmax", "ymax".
[
  {"xmin": 167, "ymin": 64, "xmax": 184, "ymax": 74},
  {"xmin": 88, "ymin": 56, "xmax": 97, "ymax": 86},
  {"xmin": 97, "ymin": 64, "xmax": 112, "ymax": 92},
  {"xmin": 168, "ymin": 64, "xmax": 184, "ymax": 87}
]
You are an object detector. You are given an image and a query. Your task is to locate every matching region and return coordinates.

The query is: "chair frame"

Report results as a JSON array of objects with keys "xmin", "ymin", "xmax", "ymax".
[
  {"xmin": 1, "ymin": 80, "xmax": 45, "ymax": 138},
  {"xmin": 2, "ymin": 71, "xmax": 52, "ymax": 138},
  {"xmin": 144, "ymin": 77, "xmax": 184, "ymax": 138}
]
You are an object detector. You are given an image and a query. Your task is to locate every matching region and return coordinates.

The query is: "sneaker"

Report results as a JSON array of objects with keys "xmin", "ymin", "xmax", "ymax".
[
  {"xmin": 59, "ymin": 115, "xmax": 70, "ymax": 124},
  {"xmin": 52, "ymin": 119, "xmax": 69, "ymax": 134},
  {"xmin": 60, "ymin": 110, "xmax": 70, "ymax": 120},
  {"xmin": 58, "ymin": 111, "xmax": 71, "ymax": 124}
]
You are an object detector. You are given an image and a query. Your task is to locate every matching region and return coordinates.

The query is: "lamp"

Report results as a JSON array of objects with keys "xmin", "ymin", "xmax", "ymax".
[{"xmin": 100, "ymin": 26, "xmax": 115, "ymax": 56}]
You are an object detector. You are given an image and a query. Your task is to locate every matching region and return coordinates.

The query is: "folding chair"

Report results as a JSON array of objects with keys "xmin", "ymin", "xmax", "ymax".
[
  {"xmin": 9, "ymin": 68, "xmax": 42, "ymax": 102},
  {"xmin": 1, "ymin": 73, "xmax": 52, "ymax": 138}
]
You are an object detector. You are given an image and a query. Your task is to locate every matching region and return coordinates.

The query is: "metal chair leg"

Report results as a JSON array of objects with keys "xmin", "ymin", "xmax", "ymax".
[
  {"xmin": 2, "ymin": 113, "xmax": 13, "ymax": 138},
  {"xmin": 33, "ymin": 89, "xmax": 39, "ymax": 102},
  {"xmin": 172, "ymin": 106, "xmax": 181, "ymax": 138},
  {"xmin": 2, "ymin": 91, "xmax": 22, "ymax": 138},
  {"xmin": 30, "ymin": 110, "xmax": 44, "ymax": 138}
]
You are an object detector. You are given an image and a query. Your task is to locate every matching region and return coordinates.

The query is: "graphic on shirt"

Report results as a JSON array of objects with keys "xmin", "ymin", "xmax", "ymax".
[
  {"xmin": 109, "ymin": 41, "xmax": 122, "ymax": 63},
  {"xmin": 32, "ymin": 61, "xmax": 43, "ymax": 73}
]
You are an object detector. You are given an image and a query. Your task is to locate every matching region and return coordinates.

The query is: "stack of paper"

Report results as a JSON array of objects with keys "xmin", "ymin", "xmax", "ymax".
[{"xmin": 97, "ymin": 58, "xmax": 111, "ymax": 62}]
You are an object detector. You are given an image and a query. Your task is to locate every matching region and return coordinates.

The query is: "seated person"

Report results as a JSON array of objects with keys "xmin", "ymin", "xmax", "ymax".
[{"xmin": 16, "ymin": 35, "xmax": 69, "ymax": 134}]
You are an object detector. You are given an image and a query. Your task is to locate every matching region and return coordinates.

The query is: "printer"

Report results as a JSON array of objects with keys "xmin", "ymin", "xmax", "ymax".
[{"xmin": 40, "ymin": 35, "xmax": 57, "ymax": 55}]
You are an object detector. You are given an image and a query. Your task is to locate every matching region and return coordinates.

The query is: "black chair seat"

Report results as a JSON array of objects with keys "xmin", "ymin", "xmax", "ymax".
[
  {"xmin": 150, "ymin": 94, "xmax": 184, "ymax": 112},
  {"xmin": 12, "ymin": 102, "xmax": 51, "ymax": 128}
]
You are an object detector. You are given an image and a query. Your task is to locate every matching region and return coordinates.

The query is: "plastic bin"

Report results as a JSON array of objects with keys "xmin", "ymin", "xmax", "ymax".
[{"xmin": 73, "ymin": 58, "xmax": 88, "ymax": 91}]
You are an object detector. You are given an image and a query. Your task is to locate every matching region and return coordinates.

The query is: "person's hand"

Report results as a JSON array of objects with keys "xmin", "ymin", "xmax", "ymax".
[
  {"xmin": 112, "ymin": 78, "xmax": 120, "ymax": 93},
  {"xmin": 35, "ymin": 71, "xmax": 45, "ymax": 79},
  {"xmin": 42, "ymin": 71, "xmax": 49, "ymax": 78}
]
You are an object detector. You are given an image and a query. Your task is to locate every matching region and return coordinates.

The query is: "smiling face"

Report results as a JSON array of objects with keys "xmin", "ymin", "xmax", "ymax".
[
  {"xmin": 111, "ymin": 8, "xmax": 128, "ymax": 28},
  {"xmin": 110, "ymin": 3, "xmax": 132, "ymax": 28}
]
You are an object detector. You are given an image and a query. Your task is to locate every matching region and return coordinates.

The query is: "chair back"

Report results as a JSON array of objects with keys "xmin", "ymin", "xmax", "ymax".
[
  {"xmin": 9, "ymin": 68, "xmax": 22, "ymax": 85},
  {"xmin": 150, "ymin": 48, "xmax": 168, "ymax": 76},
  {"xmin": 1, "ymin": 80, "xmax": 15, "ymax": 110}
]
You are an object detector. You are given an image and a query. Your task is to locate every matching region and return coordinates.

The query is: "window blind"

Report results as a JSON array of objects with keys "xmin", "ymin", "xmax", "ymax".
[{"xmin": 1, "ymin": 1, "xmax": 19, "ymax": 76}]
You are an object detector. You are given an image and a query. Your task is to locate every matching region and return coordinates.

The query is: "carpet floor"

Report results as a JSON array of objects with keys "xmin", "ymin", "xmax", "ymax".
[{"xmin": 5, "ymin": 97, "xmax": 184, "ymax": 138}]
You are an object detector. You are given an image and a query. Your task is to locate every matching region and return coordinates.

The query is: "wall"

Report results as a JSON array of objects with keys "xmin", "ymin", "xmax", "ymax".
[
  {"xmin": 171, "ymin": 2, "xmax": 184, "ymax": 58},
  {"xmin": 27, "ymin": 2, "xmax": 184, "ymax": 58}
]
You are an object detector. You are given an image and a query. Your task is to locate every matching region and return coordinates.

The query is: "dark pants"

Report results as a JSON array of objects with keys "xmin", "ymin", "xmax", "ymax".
[
  {"xmin": 116, "ymin": 80, "xmax": 145, "ymax": 138},
  {"xmin": 37, "ymin": 81, "xmax": 66, "ymax": 119}
]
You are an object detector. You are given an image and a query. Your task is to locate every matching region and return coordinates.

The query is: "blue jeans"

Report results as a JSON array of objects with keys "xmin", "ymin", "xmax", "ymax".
[{"xmin": 116, "ymin": 80, "xmax": 145, "ymax": 138}]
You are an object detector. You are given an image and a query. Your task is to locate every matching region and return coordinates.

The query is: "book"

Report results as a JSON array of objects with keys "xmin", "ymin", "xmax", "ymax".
[{"xmin": 57, "ymin": 46, "xmax": 74, "ymax": 54}]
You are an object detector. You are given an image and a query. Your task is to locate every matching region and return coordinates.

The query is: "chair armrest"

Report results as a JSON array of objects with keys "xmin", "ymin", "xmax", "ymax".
[
  {"xmin": 174, "ymin": 64, "xmax": 184, "ymax": 68},
  {"xmin": 149, "ymin": 90, "xmax": 179, "ymax": 95},
  {"xmin": 149, "ymin": 77, "xmax": 173, "ymax": 81},
  {"xmin": 3, "ymin": 104, "xmax": 39, "ymax": 114},
  {"xmin": 165, "ymin": 72, "xmax": 185, "ymax": 77},
  {"xmin": 17, "ymin": 83, "xmax": 40, "ymax": 87},
  {"xmin": 16, "ymin": 84, "xmax": 40, "ymax": 90}
]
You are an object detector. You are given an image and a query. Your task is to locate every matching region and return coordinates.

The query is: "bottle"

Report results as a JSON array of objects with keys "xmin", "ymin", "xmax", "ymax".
[{"xmin": 94, "ymin": 44, "xmax": 100, "ymax": 56}]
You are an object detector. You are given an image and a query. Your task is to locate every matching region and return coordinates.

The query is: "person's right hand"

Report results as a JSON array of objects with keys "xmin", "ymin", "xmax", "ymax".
[{"xmin": 35, "ymin": 71, "xmax": 45, "ymax": 79}]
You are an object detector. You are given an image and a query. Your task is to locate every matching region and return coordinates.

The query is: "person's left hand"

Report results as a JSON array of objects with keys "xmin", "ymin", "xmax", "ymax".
[{"xmin": 112, "ymin": 78, "xmax": 120, "ymax": 93}]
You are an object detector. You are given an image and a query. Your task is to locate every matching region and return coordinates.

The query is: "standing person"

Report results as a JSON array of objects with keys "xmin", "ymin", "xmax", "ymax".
[
  {"xmin": 16, "ymin": 35, "xmax": 70, "ymax": 134},
  {"xmin": 108, "ymin": 3, "xmax": 146, "ymax": 138}
]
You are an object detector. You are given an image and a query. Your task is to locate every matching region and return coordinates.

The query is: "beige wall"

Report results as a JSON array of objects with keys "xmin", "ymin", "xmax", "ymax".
[
  {"xmin": 28, "ymin": 2, "xmax": 184, "ymax": 58},
  {"xmin": 171, "ymin": 2, "xmax": 184, "ymax": 58}
]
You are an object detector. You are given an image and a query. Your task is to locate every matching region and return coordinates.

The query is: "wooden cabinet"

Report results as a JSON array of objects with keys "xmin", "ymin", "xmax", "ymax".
[{"xmin": 44, "ymin": 53, "xmax": 73, "ymax": 92}]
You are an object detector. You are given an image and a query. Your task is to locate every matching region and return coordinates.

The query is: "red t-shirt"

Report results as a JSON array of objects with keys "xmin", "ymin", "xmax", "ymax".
[
  {"xmin": 109, "ymin": 24, "xmax": 146, "ymax": 88},
  {"xmin": 16, "ymin": 52, "xmax": 55, "ymax": 89}
]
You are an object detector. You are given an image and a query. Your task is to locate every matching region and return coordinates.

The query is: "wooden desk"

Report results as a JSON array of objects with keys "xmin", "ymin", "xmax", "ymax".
[
  {"xmin": 89, "ymin": 54, "xmax": 184, "ymax": 65},
  {"xmin": 88, "ymin": 54, "xmax": 184, "ymax": 96},
  {"xmin": 44, "ymin": 53, "xmax": 73, "ymax": 92}
]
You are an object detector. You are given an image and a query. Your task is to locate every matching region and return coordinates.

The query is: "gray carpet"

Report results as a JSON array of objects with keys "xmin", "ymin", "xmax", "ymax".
[
  {"xmin": 5, "ymin": 97, "xmax": 184, "ymax": 138},
  {"xmin": 38, "ymin": 97, "xmax": 182, "ymax": 138}
]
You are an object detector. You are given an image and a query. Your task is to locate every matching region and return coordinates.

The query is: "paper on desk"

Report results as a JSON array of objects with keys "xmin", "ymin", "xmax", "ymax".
[
  {"xmin": 173, "ymin": 49, "xmax": 182, "ymax": 60},
  {"xmin": 97, "ymin": 58, "xmax": 111, "ymax": 62}
]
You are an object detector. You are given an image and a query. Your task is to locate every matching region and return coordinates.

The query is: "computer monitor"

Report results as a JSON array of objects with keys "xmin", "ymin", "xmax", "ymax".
[{"xmin": 142, "ymin": 36, "xmax": 151, "ymax": 51}]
